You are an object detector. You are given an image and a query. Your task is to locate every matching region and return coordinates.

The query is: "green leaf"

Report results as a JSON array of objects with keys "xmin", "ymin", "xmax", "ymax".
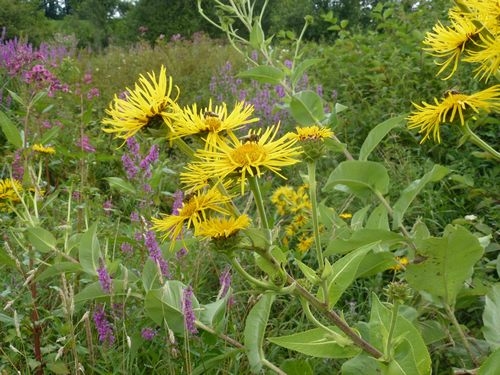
[
  {"xmin": 483, "ymin": 283, "xmax": 500, "ymax": 350},
  {"xmin": 237, "ymin": 66, "xmax": 285, "ymax": 85},
  {"xmin": 350, "ymin": 205, "xmax": 371, "ymax": 230},
  {"xmin": 369, "ymin": 294, "xmax": 431, "ymax": 375},
  {"xmin": 74, "ymin": 280, "xmax": 127, "ymax": 303},
  {"xmin": 199, "ymin": 296, "xmax": 228, "ymax": 328},
  {"xmin": 291, "ymin": 58, "xmax": 323, "ymax": 87},
  {"xmin": 105, "ymin": 177, "xmax": 137, "ymax": 195},
  {"xmin": 0, "ymin": 111, "xmax": 22, "ymax": 148},
  {"xmin": 365, "ymin": 203, "xmax": 389, "ymax": 230},
  {"xmin": 478, "ymin": 347, "xmax": 500, "ymax": 375},
  {"xmin": 323, "ymin": 160, "xmax": 389, "ymax": 199},
  {"xmin": 249, "ymin": 22, "xmax": 265, "ymax": 49},
  {"xmin": 46, "ymin": 362, "xmax": 70, "ymax": 374},
  {"xmin": 244, "ymin": 293, "xmax": 275, "ymax": 374},
  {"xmin": 268, "ymin": 326, "xmax": 360, "ymax": 359},
  {"xmin": 341, "ymin": 354, "xmax": 381, "ymax": 375},
  {"xmin": 78, "ymin": 223, "xmax": 101, "ymax": 276},
  {"xmin": 319, "ymin": 244, "xmax": 372, "ymax": 308},
  {"xmin": 392, "ymin": 164, "xmax": 450, "ymax": 229},
  {"xmin": 325, "ymin": 229, "xmax": 404, "ymax": 256},
  {"xmin": 191, "ymin": 349, "xmax": 241, "ymax": 375},
  {"xmin": 356, "ymin": 251, "xmax": 396, "ymax": 278},
  {"xmin": 26, "ymin": 227, "xmax": 57, "ymax": 253},
  {"xmin": 144, "ymin": 280, "xmax": 198, "ymax": 335},
  {"xmin": 36, "ymin": 262, "xmax": 82, "ymax": 281},
  {"xmin": 280, "ymin": 359, "xmax": 314, "ymax": 375},
  {"xmin": 7, "ymin": 89, "xmax": 26, "ymax": 107},
  {"xmin": 0, "ymin": 245, "xmax": 16, "ymax": 268},
  {"xmin": 243, "ymin": 227, "xmax": 272, "ymax": 250},
  {"xmin": 358, "ymin": 115, "xmax": 404, "ymax": 161},
  {"xmin": 405, "ymin": 225, "xmax": 484, "ymax": 306},
  {"xmin": 40, "ymin": 126, "xmax": 60, "ymax": 145},
  {"xmin": 296, "ymin": 259, "xmax": 319, "ymax": 284},
  {"xmin": 142, "ymin": 258, "xmax": 161, "ymax": 293},
  {"xmin": 290, "ymin": 90, "xmax": 326, "ymax": 125}
]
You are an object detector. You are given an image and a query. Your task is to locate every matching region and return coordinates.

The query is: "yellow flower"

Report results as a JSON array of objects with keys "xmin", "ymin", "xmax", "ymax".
[
  {"xmin": 102, "ymin": 65, "xmax": 179, "ymax": 141},
  {"xmin": 289, "ymin": 125, "xmax": 333, "ymax": 141},
  {"xmin": 32, "ymin": 144, "xmax": 56, "ymax": 154},
  {"xmin": 297, "ymin": 235, "xmax": 314, "ymax": 253},
  {"xmin": 169, "ymin": 100, "xmax": 258, "ymax": 150},
  {"xmin": 389, "ymin": 256, "xmax": 409, "ymax": 272},
  {"xmin": 197, "ymin": 214, "xmax": 251, "ymax": 239},
  {"xmin": 151, "ymin": 187, "xmax": 232, "ymax": 245},
  {"xmin": 0, "ymin": 178, "xmax": 23, "ymax": 211},
  {"xmin": 339, "ymin": 212, "xmax": 352, "ymax": 219},
  {"xmin": 463, "ymin": 33, "xmax": 500, "ymax": 81},
  {"xmin": 423, "ymin": 10, "xmax": 479, "ymax": 79},
  {"xmin": 407, "ymin": 85, "xmax": 500, "ymax": 143},
  {"xmin": 180, "ymin": 124, "xmax": 302, "ymax": 194}
]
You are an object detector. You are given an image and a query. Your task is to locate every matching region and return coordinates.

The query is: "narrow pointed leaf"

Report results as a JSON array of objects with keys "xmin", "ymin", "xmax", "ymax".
[
  {"xmin": 392, "ymin": 164, "xmax": 450, "ymax": 229},
  {"xmin": 105, "ymin": 177, "xmax": 137, "ymax": 195},
  {"xmin": 237, "ymin": 66, "xmax": 284, "ymax": 85},
  {"xmin": 478, "ymin": 347, "xmax": 500, "ymax": 375},
  {"xmin": 358, "ymin": 116, "xmax": 404, "ymax": 161},
  {"xmin": 0, "ymin": 111, "xmax": 22, "ymax": 148},
  {"xmin": 244, "ymin": 293, "xmax": 275, "ymax": 374},
  {"xmin": 268, "ymin": 327, "xmax": 360, "ymax": 358},
  {"xmin": 319, "ymin": 244, "xmax": 373, "ymax": 308},
  {"xmin": 291, "ymin": 59, "xmax": 323, "ymax": 87},
  {"xmin": 79, "ymin": 223, "xmax": 101, "ymax": 276},
  {"xmin": 369, "ymin": 294, "xmax": 431, "ymax": 374}
]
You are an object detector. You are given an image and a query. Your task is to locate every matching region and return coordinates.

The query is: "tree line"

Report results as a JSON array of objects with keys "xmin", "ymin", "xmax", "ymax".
[{"xmin": 1, "ymin": 0, "xmax": 446, "ymax": 48}]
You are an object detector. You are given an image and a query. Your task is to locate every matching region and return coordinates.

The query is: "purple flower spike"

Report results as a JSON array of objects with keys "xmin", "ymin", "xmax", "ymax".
[
  {"xmin": 182, "ymin": 286, "xmax": 198, "ymax": 335},
  {"xmin": 93, "ymin": 305, "xmax": 115, "ymax": 346}
]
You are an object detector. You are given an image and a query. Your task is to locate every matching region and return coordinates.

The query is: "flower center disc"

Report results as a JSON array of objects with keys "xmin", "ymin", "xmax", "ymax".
[{"xmin": 231, "ymin": 143, "xmax": 266, "ymax": 165}]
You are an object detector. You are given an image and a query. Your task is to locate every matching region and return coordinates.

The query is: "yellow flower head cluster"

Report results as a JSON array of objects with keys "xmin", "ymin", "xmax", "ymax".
[
  {"xmin": 197, "ymin": 214, "xmax": 251, "ymax": 239},
  {"xmin": 32, "ymin": 144, "xmax": 56, "ymax": 155},
  {"xmin": 168, "ymin": 100, "xmax": 259, "ymax": 150},
  {"xmin": 151, "ymin": 187, "xmax": 231, "ymax": 245},
  {"xmin": 424, "ymin": 1, "xmax": 500, "ymax": 81},
  {"xmin": 181, "ymin": 124, "xmax": 302, "ymax": 195},
  {"xmin": 102, "ymin": 65, "xmax": 179, "ymax": 141},
  {"xmin": 408, "ymin": 85, "xmax": 500, "ymax": 143},
  {"xmin": 409, "ymin": 1, "xmax": 500, "ymax": 144},
  {"xmin": 271, "ymin": 185, "xmax": 314, "ymax": 252},
  {"xmin": 0, "ymin": 178, "xmax": 23, "ymax": 212},
  {"xmin": 389, "ymin": 256, "xmax": 409, "ymax": 272}
]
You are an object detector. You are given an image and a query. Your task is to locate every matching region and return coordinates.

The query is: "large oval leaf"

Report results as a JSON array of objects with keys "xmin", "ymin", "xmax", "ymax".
[
  {"xmin": 323, "ymin": 160, "xmax": 389, "ymax": 199},
  {"xmin": 358, "ymin": 115, "xmax": 404, "ymax": 161},
  {"xmin": 290, "ymin": 90, "xmax": 326, "ymax": 125},
  {"xmin": 406, "ymin": 225, "xmax": 483, "ymax": 306},
  {"xmin": 78, "ymin": 223, "xmax": 101, "ymax": 276}
]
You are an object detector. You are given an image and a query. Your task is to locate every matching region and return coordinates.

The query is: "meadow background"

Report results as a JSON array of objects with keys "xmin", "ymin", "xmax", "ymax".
[{"xmin": 0, "ymin": 0, "xmax": 499, "ymax": 374}]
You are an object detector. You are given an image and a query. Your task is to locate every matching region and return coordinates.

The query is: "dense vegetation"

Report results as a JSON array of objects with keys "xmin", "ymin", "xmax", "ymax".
[{"xmin": 1, "ymin": 0, "xmax": 499, "ymax": 374}]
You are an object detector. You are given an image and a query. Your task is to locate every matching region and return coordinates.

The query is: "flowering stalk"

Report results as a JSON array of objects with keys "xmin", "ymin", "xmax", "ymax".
[
  {"xmin": 247, "ymin": 175, "xmax": 270, "ymax": 230},
  {"xmin": 461, "ymin": 121, "xmax": 500, "ymax": 161},
  {"xmin": 307, "ymin": 161, "xmax": 324, "ymax": 271}
]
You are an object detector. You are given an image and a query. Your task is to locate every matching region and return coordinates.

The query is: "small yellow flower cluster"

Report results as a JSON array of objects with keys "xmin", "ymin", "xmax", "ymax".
[
  {"xmin": 271, "ymin": 185, "xmax": 314, "ymax": 253},
  {"xmin": 0, "ymin": 178, "xmax": 23, "ymax": 212},
  {"xmin": 389, "ymin": 256, "xmax": 409, "ymax": 272},
  {"xmin": 32, "ymin": 144, "xmax": 56, "ymax": 155},
  {"xmin": 408, "ymin": 1, "xmax": 500, "ymax": 144}
]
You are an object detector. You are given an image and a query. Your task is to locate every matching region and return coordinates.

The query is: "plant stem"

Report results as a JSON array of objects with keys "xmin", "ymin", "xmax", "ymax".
[
  {"xmin": 444, "ymin": 303, "xmax": 480, "ymax": 367},
  {"xmin": 247, "ymin": 175, "xmax": 270, "ymax": 230},
  {"xmin": 290, "ymin": 275, "xmax": 383, "ymax": 358},
  {"xmin": 307, "ymin": 161, "xmax": 324, "ymax": 270},
  {"xmin": 385, "ymin": 300, "xmax": 399, "ymax": 360},
  {"xmin": 230, "ymin": 256, "xmax": 273, "ymax": 290},
  {"xmin": 462, "ymin": 121, "xmax": 500, "ymax": 161}
]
